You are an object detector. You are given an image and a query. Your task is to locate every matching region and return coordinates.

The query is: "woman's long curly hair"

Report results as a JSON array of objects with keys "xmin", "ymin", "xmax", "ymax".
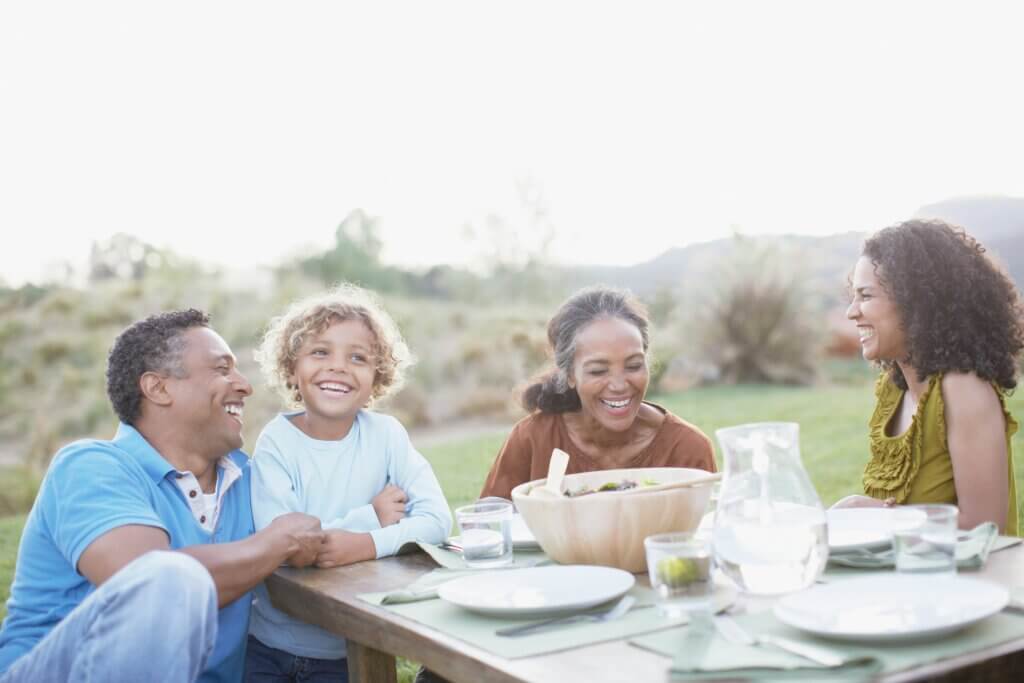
[
  {"xmin": 521, "ymin": 286, "xmax": 650, "ymax": 413},
  {"xmin": 863, "ymin": 219, "xmax": 1024, "ymax": 390}
]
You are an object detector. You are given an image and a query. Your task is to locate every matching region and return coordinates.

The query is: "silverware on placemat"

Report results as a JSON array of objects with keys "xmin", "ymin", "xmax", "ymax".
[
  {"xmin": 713, "ymin": 614, "xmax": 845, "ymax": 667},
  {"xmin": 495, "ymin": 595, "xmax": 637, "ymax": 638}
]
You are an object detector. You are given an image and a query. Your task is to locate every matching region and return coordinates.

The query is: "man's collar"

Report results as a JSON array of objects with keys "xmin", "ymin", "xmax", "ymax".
[
  {"xmin": 113, "ymin": 423, "xmax": 176, "ymax": 483},
  {"xmin": 113, "ymin": 423, "xmax": 247, "ymax": 484}
]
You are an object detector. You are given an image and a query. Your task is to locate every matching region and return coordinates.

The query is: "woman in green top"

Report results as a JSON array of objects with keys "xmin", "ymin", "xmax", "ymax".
[{"xmin": 838, "ymin": 219, "xmax": 1024, "ymax": 534}]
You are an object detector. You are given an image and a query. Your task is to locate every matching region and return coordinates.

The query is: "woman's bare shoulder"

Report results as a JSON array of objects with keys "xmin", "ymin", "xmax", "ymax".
[{"xmin": 940, "ymin": 372, "xmax": 1002, "ymax": 411}]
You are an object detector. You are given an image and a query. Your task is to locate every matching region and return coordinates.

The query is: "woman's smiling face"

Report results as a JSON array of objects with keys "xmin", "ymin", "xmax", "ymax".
[
  {"xmin": 569, "ymin": 316, "xmax": 649, "ymax": 433},
  {"xmin": 846, "ymin": 255, "xmax": 908, "ymax": 363}
]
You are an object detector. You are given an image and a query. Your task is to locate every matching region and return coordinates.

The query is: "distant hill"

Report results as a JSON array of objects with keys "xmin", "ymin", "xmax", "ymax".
[
  {"xmin": 562, "ymin": 232, "xmax": 867, "ymax": 306},
  {"xmin": 914, "ymin": 196, "xmax": 1024, "ymax": 288},
  {"xmin": 561, "ymin": 195, "xmax": 1024, "ymax": 302}
]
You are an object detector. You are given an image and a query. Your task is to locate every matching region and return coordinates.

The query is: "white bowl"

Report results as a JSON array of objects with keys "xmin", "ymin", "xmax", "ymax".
[{"xmin": 511, "ymin": 467, "xmax": 714, "ymax": 572}]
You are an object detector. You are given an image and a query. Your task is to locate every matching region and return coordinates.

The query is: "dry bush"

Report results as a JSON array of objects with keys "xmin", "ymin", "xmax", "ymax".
[
  {"xmin": 690, "ymin": 237, "xmax": 823, "ymax": 385},
  {"xmin": 1, "ymin": 270, "xmax": 559, "ymax": 470},
  {"xmin": 379, "ymin": 299, "xmax": 550, "ymax": 426}
]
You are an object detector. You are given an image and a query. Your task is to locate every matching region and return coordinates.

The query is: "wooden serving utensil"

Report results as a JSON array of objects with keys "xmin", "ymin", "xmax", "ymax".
[
  {"xmin": 616, "ymin": 471, "xmax": 722, "ymax": 495},
  {"xmin": 531, "ymin": 448, "xmax": 570, "ymax": 498}
]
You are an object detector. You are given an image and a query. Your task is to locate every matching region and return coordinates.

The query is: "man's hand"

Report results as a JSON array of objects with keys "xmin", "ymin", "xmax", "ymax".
[
  {"xmin": 315, "ymin": 530, "xmax": 376, "ymax": 568},
  {"xmin": 266, "ymin": 512, "xmax": 326, "ymax": 568},
  {"xmin": 372, "ymin": 484, "xmax": 408, "ymax": 527}
]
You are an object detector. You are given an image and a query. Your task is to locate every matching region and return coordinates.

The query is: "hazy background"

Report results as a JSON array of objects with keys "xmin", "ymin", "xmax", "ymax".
[
  {"xmin": 2, "ymin": 1, "xmax": 1024, "ymax": 478},
  {"xmin": 3, "ymin": 1, "xmax": 1024, "ymax": 285},
  {"xmin": 5, "ymin": 6, "xmax": 1024, "ymax": 652}
]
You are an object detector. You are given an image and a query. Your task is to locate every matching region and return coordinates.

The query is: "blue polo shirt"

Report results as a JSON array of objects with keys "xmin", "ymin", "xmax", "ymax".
[{"xmin": 0, "ymin": 424, "xmax": 255, "ymax": 681}]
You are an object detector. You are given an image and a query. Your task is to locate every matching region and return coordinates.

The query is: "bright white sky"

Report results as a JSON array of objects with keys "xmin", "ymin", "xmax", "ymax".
[{"xmin": 2, "ymin": 1, "xmax": 1023, "ymax": 286}]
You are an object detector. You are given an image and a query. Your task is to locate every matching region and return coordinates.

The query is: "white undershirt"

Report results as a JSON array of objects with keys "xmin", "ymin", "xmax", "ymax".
[{"xmin": 170, "ymin": 457, "xmax": 243, "ymax": 533}]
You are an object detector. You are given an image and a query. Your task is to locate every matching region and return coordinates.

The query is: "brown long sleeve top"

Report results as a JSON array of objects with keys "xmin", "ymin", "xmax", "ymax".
[{"xmin": 480, "ymin": 403, "xmax": 716, "ymax": 500}]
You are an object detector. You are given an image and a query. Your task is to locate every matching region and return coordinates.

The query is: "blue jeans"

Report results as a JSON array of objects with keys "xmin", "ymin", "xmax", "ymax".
[
  {"xmin": 244, "ymin": 636, "xmax": 349, "ymax": 682},
  {"xmin": 0, "ymin": 551, "xmax": 217, "ymax": 683}
]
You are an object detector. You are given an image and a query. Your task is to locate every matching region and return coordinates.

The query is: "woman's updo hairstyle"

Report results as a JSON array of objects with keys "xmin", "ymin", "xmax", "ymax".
[{"xmin": 522, "ymin": 286, "xmax": 650, "ymax": 413}]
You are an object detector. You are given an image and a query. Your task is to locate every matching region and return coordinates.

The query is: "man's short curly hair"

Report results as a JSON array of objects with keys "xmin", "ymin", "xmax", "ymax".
[
  {"xmin": 862, "ymin": 219, "xmax": 1024, "ymax": 390},
  {"xmin": 106, "ymin": 309, "xmax": 211, "ymax": 425},
  {"xmin": 255, "ymin": 284, "xmax": 413, "ymax": 409}
]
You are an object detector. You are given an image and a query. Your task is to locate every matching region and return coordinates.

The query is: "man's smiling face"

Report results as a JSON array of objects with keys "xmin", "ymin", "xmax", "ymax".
[{"xmin": 164, "ymin": 326, "xmax": 252, "ymax": 458}]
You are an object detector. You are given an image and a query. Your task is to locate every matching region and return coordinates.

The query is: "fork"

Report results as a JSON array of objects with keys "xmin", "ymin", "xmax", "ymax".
[
  {"xmin": 713, "ymin": 615, "xmax": 845, "ymax": 667},
  {"xmin": 495, "ymin": 595, "xmax": 636, "ymax": 637},
  {"xmin": 440, "ymin": 540, "xmax": 463, "ymax": 553}
]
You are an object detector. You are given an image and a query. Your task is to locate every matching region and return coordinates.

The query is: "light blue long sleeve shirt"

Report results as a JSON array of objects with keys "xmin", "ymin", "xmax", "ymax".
[{"xmin": 249, "ymin": 409, "xmax": 452, "ymax": 659}]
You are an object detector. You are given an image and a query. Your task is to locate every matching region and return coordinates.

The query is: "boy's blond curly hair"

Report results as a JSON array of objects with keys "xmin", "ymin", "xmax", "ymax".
[{"xmin": 255, "ymin": 283, "xmax": 413, "ymax": 409}]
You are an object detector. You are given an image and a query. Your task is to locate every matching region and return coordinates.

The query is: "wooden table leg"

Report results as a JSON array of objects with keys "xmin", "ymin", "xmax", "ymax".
[{"xmin": 347, "ymin": 640, "xmax": 398, "ymax": 683}]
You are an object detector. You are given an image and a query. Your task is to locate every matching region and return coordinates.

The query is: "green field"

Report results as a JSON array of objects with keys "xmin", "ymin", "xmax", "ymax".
[{"xmin": 3, "ymin": 379, "xmax": 1024, "ymax": 663}]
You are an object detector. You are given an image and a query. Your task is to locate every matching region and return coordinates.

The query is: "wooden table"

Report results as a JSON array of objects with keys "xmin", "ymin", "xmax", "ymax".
[{"xmin": 266, "ymin": 544, "xmax": 1024, "ymax": 682}]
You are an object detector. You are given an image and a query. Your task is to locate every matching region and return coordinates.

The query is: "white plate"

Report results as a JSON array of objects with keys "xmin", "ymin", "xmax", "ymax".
[
  {"xmin": 774, "ymin": 575, "xmax": 1008, "ymax": 642},
  {"xmin": 437, "ymin": 565, "xmax": 635, "ymax": 617},
  {"xmin": 827, "ymin": 507, "xmax": 927, "ymax": 551}
]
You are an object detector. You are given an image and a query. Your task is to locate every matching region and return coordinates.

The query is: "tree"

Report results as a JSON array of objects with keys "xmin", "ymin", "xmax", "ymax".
[
  {"xmin": 297, "ymin": 209, "xmax": 403, "ymax": 291},
  {"xmin": 460, "ymin": 178, "xmax": 564, "ymax": 304},
  {"xmin": 88, "ymin": 233, "xmax": 170, "ymax": 282}
]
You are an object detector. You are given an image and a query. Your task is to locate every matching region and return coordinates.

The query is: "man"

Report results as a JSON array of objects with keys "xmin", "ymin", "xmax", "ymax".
[{"xmin": 0, "ymin": 309, "xmax": 325, "ymax": 682}]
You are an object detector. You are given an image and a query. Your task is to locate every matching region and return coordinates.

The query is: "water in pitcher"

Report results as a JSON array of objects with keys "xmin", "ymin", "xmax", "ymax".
[
  {"xmin": 714, "ymin": 500, "xmax": 828, "ymax": 594},
  {"xmin": 712, "ymin": 422, "xmax": 829, "ymax": 595}
]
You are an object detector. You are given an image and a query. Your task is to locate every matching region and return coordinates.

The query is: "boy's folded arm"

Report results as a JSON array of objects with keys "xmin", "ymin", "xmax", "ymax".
[
  {"xmin": 322, "ymin": 504, "xmax": 382, "ymax": 533},
  {"xmin": 315, "ymin": 529, "xmax": 377, "ymax": 568},
  {"xmin": 370, "ymin": 513, "xmax": 449, "ymax": 558},
  {"xmin": 369, "ymin": 440, "xmax": 453, "ymax": 558}
]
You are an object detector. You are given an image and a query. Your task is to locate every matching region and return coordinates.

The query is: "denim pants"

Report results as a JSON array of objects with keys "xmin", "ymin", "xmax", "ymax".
[
  {"xmin": 0, "ymin": 551, "xmax": 218, "ymax": 683},
  {"xmin": 244, "ymin": 635, "xmax": 349, "ymax": 682}
]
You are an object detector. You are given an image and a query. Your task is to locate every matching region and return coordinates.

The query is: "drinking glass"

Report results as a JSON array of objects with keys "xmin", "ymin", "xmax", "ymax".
[
  {"xmin": 644, "ymin": 532, "xmax": 713, "ymax": 616},
  {"xmin": 893, "ymin": 504, "xmax": 958, "ymax": 575},
  {"xmin": 455, "ymin": 501, "xmax": 514, "ymax": 568}
]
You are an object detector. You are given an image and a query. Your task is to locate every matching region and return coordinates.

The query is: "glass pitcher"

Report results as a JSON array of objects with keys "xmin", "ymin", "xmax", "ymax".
[{"xmin": 712, "ymin": 422, "xmax": 828, "ymax": 595}]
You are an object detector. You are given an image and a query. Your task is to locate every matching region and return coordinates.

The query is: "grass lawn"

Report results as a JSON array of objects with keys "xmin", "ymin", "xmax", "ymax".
[
  {"xmin": 2, "ymin": 379, "xmax": 1024, "ymax": 675},
  {"xmin": 421, "ymin": 381, "xmax": 1024, "ymax": 516}
]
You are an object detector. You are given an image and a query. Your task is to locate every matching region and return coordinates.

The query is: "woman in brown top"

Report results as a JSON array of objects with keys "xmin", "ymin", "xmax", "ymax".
[{"xmin": 480, "ymin": 286, "xmax": 716, "ymax": 500}]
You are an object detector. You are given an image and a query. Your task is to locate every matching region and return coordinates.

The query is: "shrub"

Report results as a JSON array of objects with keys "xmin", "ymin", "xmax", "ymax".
[{"xmin": 690, "ymin": 236, "xmax": 823, "ymax": 385}]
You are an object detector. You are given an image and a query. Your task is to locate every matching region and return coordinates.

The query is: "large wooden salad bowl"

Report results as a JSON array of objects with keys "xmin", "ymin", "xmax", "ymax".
[{"xmin": 511, "ymin": 467, "xmax": 715, "ymax": 572}]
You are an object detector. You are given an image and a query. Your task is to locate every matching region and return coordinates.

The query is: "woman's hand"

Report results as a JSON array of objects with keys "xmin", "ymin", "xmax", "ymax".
[{"xmin": 831, "ymin": 494, "xmax": 895, "ymax": 509}]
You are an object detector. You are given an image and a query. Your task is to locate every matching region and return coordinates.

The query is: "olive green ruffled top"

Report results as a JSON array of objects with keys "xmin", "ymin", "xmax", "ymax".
[{"xmin": 863, "ymin": 373, "xmax": 1019, "ymax": 536}]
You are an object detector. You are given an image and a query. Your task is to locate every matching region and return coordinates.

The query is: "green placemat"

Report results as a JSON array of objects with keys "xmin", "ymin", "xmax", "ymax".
[
  {"xmin": 823, "ymin": 534, "xmax": 1022, "ymax": 582},
  {"xmin": 359, "ymin": 582, "xmax": 737, "ymax": 659},
  {"xmin": 630, "ymin": 607, "xmax": 1024, "ymax": 681}
]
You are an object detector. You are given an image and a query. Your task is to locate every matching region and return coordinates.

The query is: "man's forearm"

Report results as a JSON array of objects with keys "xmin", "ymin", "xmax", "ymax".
[{"xmin": 180, "ymin": 527, "xmax": 291, "ymax": 607}]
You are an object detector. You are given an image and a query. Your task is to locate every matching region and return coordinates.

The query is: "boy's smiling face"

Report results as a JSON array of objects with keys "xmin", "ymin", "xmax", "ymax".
[{"xmin": 288, "ymin": 317, "xmax": 377, "ymax": 440}]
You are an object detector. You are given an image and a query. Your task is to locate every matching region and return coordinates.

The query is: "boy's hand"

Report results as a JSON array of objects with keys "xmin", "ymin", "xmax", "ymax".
[
  {"xmin": 372, "ymin": 484, "xmax": 408, "ymax": 527},
  {"xmin": 267, "ymin": 512, "xmax": 326, "ymax": 568},
  {"xmin": 316, "ymin": 530, "xmax": 376, "ymax": 568}
]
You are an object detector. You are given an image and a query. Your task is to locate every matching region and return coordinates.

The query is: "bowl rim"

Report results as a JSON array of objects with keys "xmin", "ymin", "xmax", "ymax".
[{"xmin": 511, "ymin": 466, "xmax": 716, "ymax": 503}]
